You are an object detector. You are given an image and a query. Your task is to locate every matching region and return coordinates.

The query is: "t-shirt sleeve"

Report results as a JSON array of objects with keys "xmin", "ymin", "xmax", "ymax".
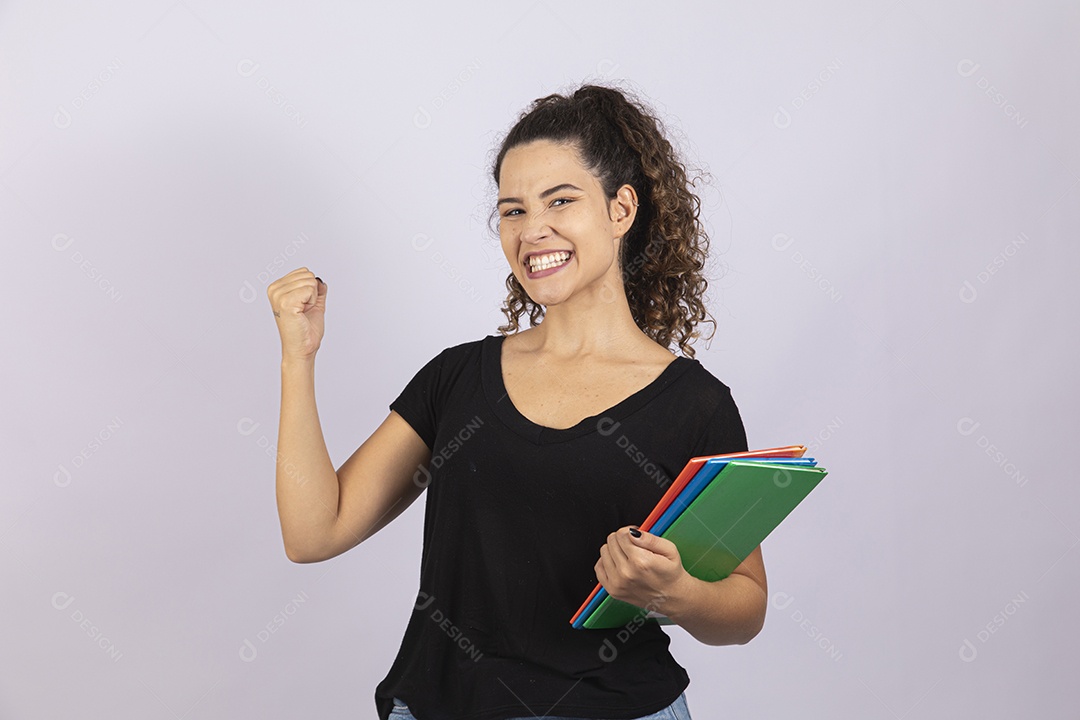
[
  {"xmin": 690, "ymin": 386, "xmax": 749, "ymax": 457},
  {"xmin": 388, "ymin": 349, "xmax": 444, "ymax": 451}
]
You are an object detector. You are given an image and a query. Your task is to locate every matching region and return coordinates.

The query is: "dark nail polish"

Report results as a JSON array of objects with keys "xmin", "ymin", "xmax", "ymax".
[
  {"xmin": 629, "ymin": 528, "xmax": 641, "ymax": 538},
  {"xmin": 316, "ymin": 276, "xmax": 324, "ymax": 285}
]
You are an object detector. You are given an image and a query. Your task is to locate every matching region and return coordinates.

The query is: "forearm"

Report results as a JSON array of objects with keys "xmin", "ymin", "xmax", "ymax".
[
  {"xmin": 275, "ymin": 357, "xmax": 339, "ymax": 560},
  {"xmin": 659, "ymin": 573, "xmax": 768, "ymax": 646}
]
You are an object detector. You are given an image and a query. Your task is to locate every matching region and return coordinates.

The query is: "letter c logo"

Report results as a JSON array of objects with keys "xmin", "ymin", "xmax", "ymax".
[
  {"xmin": 54, "ymin": 106, "xmax": 72, "ymax": 129},
  {"xmin": 596, "ymin": 417, "xmax": 620, "ymax": 437},
  {"xmin": 411, "ymin": 233, "xmax": 433, "ymax": 252},
  {"xmin": 52, "ymin": 591, "xmax": 75, "ymax": 610},
  {"xmin": 956, "ymin": 59, "xmax": 980, "ymax": 78},
  {"xmin": 414, "ymin": 106, "xmax": 432, "ymax": 129},
  {"xmin": 771, "ymin": 233, "xmax": 794, "ymax": 252},
  {"xmin": 237, "ymin": 417, "xmax": 260, "ymax": 436},
  {"xmin": 956, "ymin": 417, "xmax": 980, "ymax": 437},
  {"xmin": 413, "ymin": 465, "xmax": 432, "ymax": 488},
  {"xmin": 237, "ymin": 59, "xmax": 260, "ymax": 78},
  {"xmin": 238, "ymin": 280, "xmax": 258, "ymax": 304},
  {"xmin": 771, "ymin": 591, "xmax": 795, "ymax": 610},
  {"xmin": 773, "ymin": 106, "xmax": 792, "ymax": 129},
  {"xmin": 239, "ymin": 639, "xmax": 258, "ymax": 662}
]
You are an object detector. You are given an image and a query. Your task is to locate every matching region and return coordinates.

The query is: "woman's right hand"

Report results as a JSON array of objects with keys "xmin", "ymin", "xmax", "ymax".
[{"xmin": 267, "ymin": 267, "xmax": 327, "ymax": 362}]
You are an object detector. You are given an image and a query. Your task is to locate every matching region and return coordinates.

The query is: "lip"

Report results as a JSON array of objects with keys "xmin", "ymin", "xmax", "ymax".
[{"xmin": 524, "ymin": 249, "xmax": 574, "ymax": 279}]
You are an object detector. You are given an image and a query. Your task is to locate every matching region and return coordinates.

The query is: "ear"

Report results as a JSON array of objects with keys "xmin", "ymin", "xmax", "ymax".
[{"xmin": 609, "ymin": 184, "xmax": 639, "ymax": 241}]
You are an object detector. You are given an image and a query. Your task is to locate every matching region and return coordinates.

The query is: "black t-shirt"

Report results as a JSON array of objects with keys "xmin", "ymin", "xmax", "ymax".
[{"xmin": 374, "ymin": 334, "xmax": 749, "ymax": 720}]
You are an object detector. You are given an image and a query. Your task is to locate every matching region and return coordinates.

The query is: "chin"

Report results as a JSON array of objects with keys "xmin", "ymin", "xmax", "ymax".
[{"xmin": 526, "ymin": 292, "xmax": 560, "ymax": 306}]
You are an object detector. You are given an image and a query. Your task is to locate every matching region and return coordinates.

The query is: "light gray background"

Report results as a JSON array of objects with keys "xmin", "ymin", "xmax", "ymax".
[{"xmin": 2, "ymin": 1, "xmax": 1076, "ymax": 718}]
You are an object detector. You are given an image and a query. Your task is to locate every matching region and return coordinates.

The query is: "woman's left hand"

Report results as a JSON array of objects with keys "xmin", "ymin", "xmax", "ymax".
[{"xmin": 594, "ymin": 526, "xmax": 689, "ymax": 614}]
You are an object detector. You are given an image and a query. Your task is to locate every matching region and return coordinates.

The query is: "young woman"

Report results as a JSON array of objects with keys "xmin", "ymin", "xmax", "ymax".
[{"xmin": 267, "ymin": 83, "xmax": 767, "ymax": 720}]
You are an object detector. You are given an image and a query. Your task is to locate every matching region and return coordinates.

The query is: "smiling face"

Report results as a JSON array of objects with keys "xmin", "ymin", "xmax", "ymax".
[{"xmin": 497, "ymin": 139, "xmax": 637, "ymax": 309}]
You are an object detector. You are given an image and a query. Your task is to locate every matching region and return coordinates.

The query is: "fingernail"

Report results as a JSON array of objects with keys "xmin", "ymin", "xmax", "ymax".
[
  {"xmin": 629, "ymin": 528, "xmax": 641, "ymax": 538},
  {"xmin": 315, "ymin": 276, "xmax": 324, "ymax": 285}
]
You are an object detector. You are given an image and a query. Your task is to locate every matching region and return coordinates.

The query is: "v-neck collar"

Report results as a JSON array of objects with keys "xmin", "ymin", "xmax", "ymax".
[{"xmin": 481, "ymin": 333, "xmax": 694, "ymax": 445}]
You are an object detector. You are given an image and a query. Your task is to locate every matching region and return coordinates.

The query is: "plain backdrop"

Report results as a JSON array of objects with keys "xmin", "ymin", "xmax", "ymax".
[{"xmin": 2, "ymin": 1, "xmax": 1077, "ymax": 718}]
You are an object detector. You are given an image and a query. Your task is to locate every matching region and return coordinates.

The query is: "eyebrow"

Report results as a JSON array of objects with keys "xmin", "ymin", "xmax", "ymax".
[{"xmin": 497, "ymin": 183, "xmax": 584, "ymax": 207}]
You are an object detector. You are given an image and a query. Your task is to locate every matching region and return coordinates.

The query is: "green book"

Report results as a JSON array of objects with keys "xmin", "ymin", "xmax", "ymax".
[{"xmin": 582, "ymin": 460, "xmax": 827, "ymax": 629}]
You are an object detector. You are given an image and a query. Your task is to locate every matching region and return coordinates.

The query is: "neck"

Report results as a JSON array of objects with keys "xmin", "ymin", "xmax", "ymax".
[{"xmin": 523, "ymin": 279, "xmax": 652, "ymax": 360}]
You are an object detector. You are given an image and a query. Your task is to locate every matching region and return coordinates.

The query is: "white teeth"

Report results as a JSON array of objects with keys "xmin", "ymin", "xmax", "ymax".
[{"xmin": 528, "ymin": 251, "xmax": 571, "ymax": 272}]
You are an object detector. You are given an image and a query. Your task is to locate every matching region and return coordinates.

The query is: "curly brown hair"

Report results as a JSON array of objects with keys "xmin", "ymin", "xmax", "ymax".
[{"xmin": 488, "ymin": 82, "xmax": 718, "ymax": 359}]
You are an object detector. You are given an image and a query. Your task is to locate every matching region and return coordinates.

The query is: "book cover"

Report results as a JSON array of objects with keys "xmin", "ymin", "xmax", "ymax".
[{"xmin": 573, "ymin": 457, "xmax": 827, "ymax": 629}]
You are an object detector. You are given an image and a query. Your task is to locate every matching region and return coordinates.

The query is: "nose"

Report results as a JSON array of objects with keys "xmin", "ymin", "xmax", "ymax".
[{"xmin": 519, "ymin": 209, "xmax": 552, "ymax": 244}]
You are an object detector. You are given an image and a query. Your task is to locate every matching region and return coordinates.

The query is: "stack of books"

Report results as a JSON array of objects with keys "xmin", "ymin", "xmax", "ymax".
[{"xmin": 571, "ymin": 444, "xmax": 827, "ymax": 629}]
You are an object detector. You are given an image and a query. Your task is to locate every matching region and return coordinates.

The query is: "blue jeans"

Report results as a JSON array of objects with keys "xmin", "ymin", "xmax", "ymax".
[{"xmin": 388, "ymin": 692, "xmax": 692, "ymax": 720}]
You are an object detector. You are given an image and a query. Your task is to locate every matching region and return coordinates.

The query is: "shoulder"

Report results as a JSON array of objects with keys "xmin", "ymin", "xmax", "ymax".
[
  {"xmin": 412, "ymin": 334, "xmax": 487, "ymax": 361},
  {"xmin": 438, "ymin": 335, "xmax": 488, "ymax": 359},
  {"xmin": 680, "ymin": 359, "xmax": 748, "ymax": 455},
  {"xmin": 678, "ymin": 355, "xmax": 736, "ymax": 402},
  {"xmin": 407, "ymin": 335, "xmax": 491, "ymax": 379}
]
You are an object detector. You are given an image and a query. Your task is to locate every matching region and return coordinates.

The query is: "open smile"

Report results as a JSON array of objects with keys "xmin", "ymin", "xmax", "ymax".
[{"xmin": 524, "ymin": 250, "xmax": 573, "ymax": 278}]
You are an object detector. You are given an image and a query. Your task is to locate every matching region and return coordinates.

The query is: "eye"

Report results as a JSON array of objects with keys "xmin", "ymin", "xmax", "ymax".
[{"xmin": 500, "ymin": 197, "xmax": 574, "ymax": 218}]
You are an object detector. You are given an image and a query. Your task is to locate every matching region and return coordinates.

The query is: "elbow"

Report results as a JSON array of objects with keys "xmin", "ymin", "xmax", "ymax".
[
  {"xmin": 736, "ymin": 600, "xmax": 768, "ymax": 645},
  {"xmin": 284, "ymin": 532, "xmax": 357, "ymax": 563},
  {"xmin": 283, "ymin": 541, "xmax": 325, "ymax": 564},
  {"xmin": 284, "ymin": 545, "xmax": 312, "ymax": 564},
  {"xmin": 713, "ymin": 592, "xmax": 766, "ymax": 646},
  {"xmin": 735, "ymin": 621, "xmax": 764, "ymax": 645}
]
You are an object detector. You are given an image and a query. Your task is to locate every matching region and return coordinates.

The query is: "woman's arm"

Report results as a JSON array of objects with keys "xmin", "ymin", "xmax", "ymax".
[
  {"xmin": 275, "ymin": 355, "xmax": 432, "ymax": 562},
  {"xmin": 660, "ymin": 545, "xmax": 767, "ymax": 646},
  {"xmin": 595, "ymin": 529, "xmax": 767, "ymax": 646},
  {"xmin": 268, "ymin": 269, "xmax": 432, "ymax": 563}
]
